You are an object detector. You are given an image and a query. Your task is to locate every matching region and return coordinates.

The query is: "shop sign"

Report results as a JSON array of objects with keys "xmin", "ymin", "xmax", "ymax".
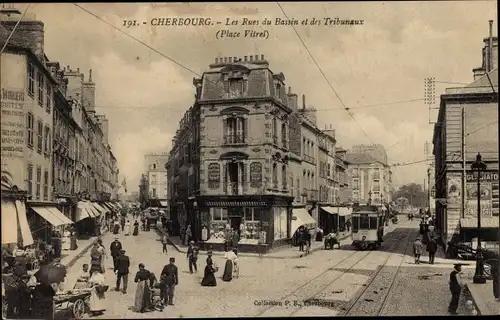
[
  {"xmin": 1, "ymin": 88, "xmax": 26, "ymax": 188},
  {"xmin": 465, "ymin": 171, "xmax": 497, "ymax": 218}
]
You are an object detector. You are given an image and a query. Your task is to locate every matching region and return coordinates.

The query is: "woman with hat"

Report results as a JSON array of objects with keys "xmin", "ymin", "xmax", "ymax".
[
  {"xmin": 222, "ymin": 247, "xmax": 238, "ymax": 282},
  {"xmin": 201, "ymin": 258, "xmax": 217, "ymax": 287}
]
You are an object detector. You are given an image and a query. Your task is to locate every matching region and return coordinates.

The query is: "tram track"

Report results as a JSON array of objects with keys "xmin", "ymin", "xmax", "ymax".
[
  {"xmin": 254, "ymin": 228, "xmax": 412, "ymax": 317},
  {"xmin": 342, "ymin": 227, "xmax": 416, "ymax": 316}
]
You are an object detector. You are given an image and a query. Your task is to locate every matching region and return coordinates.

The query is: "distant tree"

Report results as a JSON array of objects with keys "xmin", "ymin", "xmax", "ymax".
[{"xmin": 392, "ymin": 183, "xmax": 427, "ymax": 207}]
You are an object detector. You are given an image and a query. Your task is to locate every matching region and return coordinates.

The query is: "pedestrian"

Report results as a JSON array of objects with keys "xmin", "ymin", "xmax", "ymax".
[
  {"xmin": 160, "ymin": 257, "xmax": 179, "ymax": 306},
  {"xmin": 186, "ymin": 225, "xmax": 193, "ymax": 244},
  {"xmin": 120, "ymin": 215, "xmax": 126, "ymax": 232},
  {"xmin": 162, "ymin": 233, "xmax": 169, "ymax": 254},
  {"xmin": 97, "ymin": 239, "xmax": 108, "ymax": 273},
  {"xmin": 413, "ymin": 238, "xmax": 423, "ymax": 264},
  {"xmin": 4, "ymin": 265, "xmax": 30, "ymax": 318},
  {"xmin": 88, "ymin": 269, "xmax": 107, "ymax": 316},
  {"xmin": 74, "ymin": 264, "xmax": 91, "ymax": 289},
  {"xmin": 141, "ymin": 217, "xmax": 146, "ymax": 231},
  {"xmin": 187, "ymin": 241, "xmax": 199, "ymax": 274},
  {"xmin": 306, "ymin": 228, "xmax": 312, "ymax": 248},
  {"xmin": 297, "ymin": 228, "xmax": 305, "ymax": 252},
  {"xmin": 426, "ymin": 237, "xmax": 438, "ymax": 264},
  {"xmin": 115, "ymin": 249, "xmax": 130, "ymax": 294},
  {"xmin": 90, "ymin": 243, "xmax": 103, "ymax": 275},
  {"xmin": 109, "ymin": 237, "xmax": 122, "ymax": 272},
  {"xmin": 206, "ymin": 251, "xmax": 213, "ymax": 266},
  {"xmin": 113, "ymin": 219, "xmax": 120, "ymax": 235},
  {"xmin": 133, "ymin": 263, "xmax": 152, "ymax": 313},
  {"xmin": 201, "ymin": 258, "xmax": 218, "ymax": 287},
  {"xmin": 448, "ymin": 264, "xmax": 463, "ymax": 315},
  {"xmin": 345, "ymin": 218, "xmax": 351, "ymax": 232},
  {"xmin": 31, "ymin": 279, "xmax": 58, "ymax": 320},
  {"xmin": 166, "ymin": 219, "xmax": 173, "ymax": 236},
  {"xmin": 222, "ymin": 247, "xmax": 238, "ymax": 282},
  {"xmin": 124, "ymin": 220, "xmax": 131, "ymax": 236}
]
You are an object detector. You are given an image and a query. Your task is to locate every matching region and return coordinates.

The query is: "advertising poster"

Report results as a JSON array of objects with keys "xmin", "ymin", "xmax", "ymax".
[
  {"xmin": 1, "ymin": 88, "xmax": 26, "ymax": 189},
  {"xmin": 447, "ymin": 175, "xmax": 461, "ymax": 207},
  {"xmin": 465, "ymin": 171, "xmax": 497, "ymax": 218}
]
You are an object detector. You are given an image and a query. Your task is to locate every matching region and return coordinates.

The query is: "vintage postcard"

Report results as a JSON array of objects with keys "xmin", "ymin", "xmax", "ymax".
[{"xmin": 1, "ymin": 1, "xmax": 498, "ymax": 318}]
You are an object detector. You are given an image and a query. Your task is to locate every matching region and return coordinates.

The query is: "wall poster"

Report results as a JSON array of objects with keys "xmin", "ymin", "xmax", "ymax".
[
  {"xmin": 207, "ymin": 163, "xmax": 221, "ymax": 189},
  {"xmin": 465, "ymin": 171, "xmax": 498, "ymax": 217},
  {"xmin": 446, "ymin": 175, "xmax": 461, "ymax": 207}
]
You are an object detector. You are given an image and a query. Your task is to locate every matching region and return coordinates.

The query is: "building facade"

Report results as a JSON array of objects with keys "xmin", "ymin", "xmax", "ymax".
[
  {"xmin": 346, "ymin": 144, "xmax": 392, "ymax": 205},
  {"xmin": 1, "ymin": 9, "xmax": 120, "ymax": 247},
  {"xmin": 433, "ymin": 26, "xmax": 498, "ymax": 246},
  {"xmin": 144, "ymin": 153, "xmax": 169, "ymax": 205}
]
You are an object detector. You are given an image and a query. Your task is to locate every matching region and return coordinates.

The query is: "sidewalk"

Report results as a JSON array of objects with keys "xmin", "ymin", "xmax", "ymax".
[
  {"xmin": 158, "ymin": 228, "xmax": 351, "ymax": 259},
  {"xmin": 466, "ymin": 281, "xmax": 500, "ymax": 315}
]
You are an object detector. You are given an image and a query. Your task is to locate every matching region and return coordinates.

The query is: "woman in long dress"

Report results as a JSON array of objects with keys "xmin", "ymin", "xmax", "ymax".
[
  {"xmin": 222, "ymin": 248, "xmax": 238, "ymax": 282},
  {"xmin": 133, "ymin": 263, "xmax": 152, "ymax": 313},
  {"xmin": 133, "ymin": 220, "xmax": 140, "ymax": 236},
  {"xmin": 97, "ymin": 239, "xmax": 107, "ymax": 274},
  {"xmin": 201, "ymin": 260, "xmax": 217, "ymax": 287},
  {"xmin": 88, "ymin": 270, "xmax": 107, "ymax": 316},
  {"xmin": 113, "ymin": 220, "xmax": 120, "ymax": 234},
  {"xmin": 90, "ymin": 243, "xmax": 103, "ymax": 275},
  {"xmin": 124, "ymin": 220, "xmax": 131, "ymax": 236}
]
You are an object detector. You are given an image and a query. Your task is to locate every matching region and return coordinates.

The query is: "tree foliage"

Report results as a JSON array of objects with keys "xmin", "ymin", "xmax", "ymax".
[{"xmin": 392, "ymin": 183, "xmax": 427, "ymax": 207}]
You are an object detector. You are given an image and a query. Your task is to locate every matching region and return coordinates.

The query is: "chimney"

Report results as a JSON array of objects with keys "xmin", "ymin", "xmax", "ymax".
[
  {"xmin": 215, "ymin": 57, "xmax": 219, "ymax": 63},
  {"xmin": 261, "ymin": 54, "xmax": 264, "ymax": 60},
  {"xmin": 223, "ymin": 57, "xmax": 227, "ymax": 63},
  {"xmin": 254, "ymin": 55, "xmax": 258, "ymax": 60},
  {"xmin": 0, "ymin": 12, "xmax": 45, "ymax": 58},
  {"xmin": 288, "ymin": 86, "xmax": 291, "ymax": 94},
  {"xmin": 249, "ymin": 55, "xmax": 253, "ymax": 61},
  {"xmin": 302, "ymin": 94, "xmax": 306, "ymax": 109},
  {"xmin": 89, "ymin": 69, "xmax": 92, "ymax": 82},
  {"xmin": 244, "ymin": 56, "xmax": 247, "ymax": 61}
]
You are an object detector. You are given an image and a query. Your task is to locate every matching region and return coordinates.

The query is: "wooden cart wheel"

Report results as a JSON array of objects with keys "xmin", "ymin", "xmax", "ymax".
[{"xmin": 73, "ymin": 299, "xmax": 85, "ymax": 319}]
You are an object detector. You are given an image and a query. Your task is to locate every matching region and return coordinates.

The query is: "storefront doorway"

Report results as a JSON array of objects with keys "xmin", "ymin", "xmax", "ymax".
[
  {"xmin": 230, "ymin": 216, "xmax": 241, "ymax": 233},
  {"xmin": 228, "ymin": 207, "xmax": 243, "ymax": 235}
]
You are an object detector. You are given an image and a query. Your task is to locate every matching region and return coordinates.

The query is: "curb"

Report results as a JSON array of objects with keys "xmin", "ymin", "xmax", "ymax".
[{"xmin": 156, "ymin": 228, "xmax": 351, "ymax": 259}]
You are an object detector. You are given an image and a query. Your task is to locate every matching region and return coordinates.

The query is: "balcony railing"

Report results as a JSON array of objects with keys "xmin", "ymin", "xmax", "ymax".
[{"xmin": 223, "ymin": 133, "xmax": 246, "ymax": 145}]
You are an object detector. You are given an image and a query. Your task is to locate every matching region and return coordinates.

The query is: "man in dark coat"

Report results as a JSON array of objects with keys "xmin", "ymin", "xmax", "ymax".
[
  {"xmin": 5, "ymin": 265, "xmax": 31, "ymax": 318},
  {"xmin": 426, "ymin": 237, "xmax": 438, "ymax": 264},
  {"xmin": 166, "ymin": 219, "xmax": 173, "ymax": 236},
  {"xmin": 115, "ymin": 249, "xmax": 130, "ymax": 294},
  {"xmin": 120, "ymin": 215, "xmax": 126, "ymax": 232},
  {"xmin": 187, "ymin": 241, "xmax": 199, "ymax": 274},
  {"xmin": 160, "ymin": 257, "xmax": 178, "ymax": 306},
  {"xmin": 110, "ymin": 237, "xmax": 122, "ymax": 272},
  {"xmin": 448, "ymin": 264, "xmax": 463, "ymax": 315}
]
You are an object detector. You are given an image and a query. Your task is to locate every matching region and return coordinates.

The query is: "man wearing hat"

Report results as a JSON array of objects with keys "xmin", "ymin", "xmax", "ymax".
[
  {"xmin": 186, "ymin": 241, "xmax": 199, "ymax": 274},
  {"xmin": 115, "ymin": 249, "xmax": 130, "ymax": 294},
  {"xmin": 110, "ymin": 237, "xmax": 122, "ymax": 271},
  {"xmin": 160, "ymin": 257, "xmax": 178, "ymax": 306},
  {"xmin": 448, "ymin": 264, "xmax": 463, "ymax": 315}
]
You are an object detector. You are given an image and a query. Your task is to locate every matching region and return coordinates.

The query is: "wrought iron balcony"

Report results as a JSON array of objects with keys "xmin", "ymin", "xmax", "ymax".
[{"xmin": 223, "ymin": 133, "xmax": 246, "ymax": 145}]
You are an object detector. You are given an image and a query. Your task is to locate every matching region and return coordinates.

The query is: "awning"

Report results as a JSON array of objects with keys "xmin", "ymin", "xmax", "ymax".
[
  {"xmin": 91, "ymin": 202, "xmax": 109, "ymax": 214},
  {"xmin": 338, "ymin": 207, "xmax": 352, "ymax": 217},
  {"xmin": 104, "ymin": 202, "xmax": 117, "ymax": 210},
  {"xmin": 15, "ymin": 201, "xmax": 34, "ymax": 246},
  {"xmin": 160, "ymin": 201, "xmax": 168, "ymax": 207},
  {"xmin": 320, "ymin": 206, "xmax": 337, "ymax": 215},
  {"xmin": 460, "ymin": 218, "xmax": 499, "ymax": 229},
  {"xmin": 2, "ymin": 200, "xmax": 18, "ymax": 244},
  {"xmin": 85, "ymin": 202, "xmax": 100, "ymax": 217},
  {"xmin": 291, "ymin": 208, "xmax": 317, "ymax": 235},
  {"xmin": 31, "ymin": 206, "xmax": 73, "ymax": 227},
  {"xmin": 75, "ymin": 202, "xmax": 92, "ymax": 222}
]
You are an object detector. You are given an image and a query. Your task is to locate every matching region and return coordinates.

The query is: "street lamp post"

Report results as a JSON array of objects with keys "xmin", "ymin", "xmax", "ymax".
[
  {"xmin": 471, "ymin": 153, "xmax": 487, "ymax": 284},
  {"xmin": 368, "ymin": 190, "xmax": 372, "ymax": 205}
]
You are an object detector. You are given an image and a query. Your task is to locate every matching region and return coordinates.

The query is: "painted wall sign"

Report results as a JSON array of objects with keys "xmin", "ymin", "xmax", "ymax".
[
  {"xmin": 207, "ymin": 163, "xmax": 220, "ymax": 189},
  {"xmin": 1, "ymin": 88, "xmax": 26, "ymax": 189},
  {"xmin": 465, "ymin": 170, "xmax": 498, "ymax": 217}
]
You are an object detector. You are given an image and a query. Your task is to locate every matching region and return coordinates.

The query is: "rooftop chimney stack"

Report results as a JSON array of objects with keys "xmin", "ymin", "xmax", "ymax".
[
  {"xmin": 288, "ymin": 86, "xmax": 291, "ymax": 94},
  {"xmin": 302, "ymin": 94, "xmax": 306, "ymax": 109},
  {"xmin": 261, "ymin": 54, "xmax": 264, "ymax": 60},
  {"xmin": 249, "ymin": 55, "xmax": 253, "ymax": 61},
  {"xmin": 254, "ymin": 55, "xmax": 258, "ymax": 60},
  {"xmin": 215, "ymin": 58, "xmax": 219, "ymax": 63},
  {"xmin": 89, "ymin": 69, "xmax": 92, "ymax": 82},
  {"xmin": 244, "ymin": 56, "xmax": 247, "ymax": 61}
]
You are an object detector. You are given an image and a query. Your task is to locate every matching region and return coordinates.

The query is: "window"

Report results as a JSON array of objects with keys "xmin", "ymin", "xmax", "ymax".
[
  {"xmin": 43, "ymin": 126, "xmax": 50, "ymax": 156},
  {"xmin": 272, "ymin": 118, "xmax": 278, "ymax": 144},
  {"xmin": 282, "ymin": 165, "xmax": 287, "ymax": 190},
  {"xmin": 26, "ymin": 113, "xmax": 34, "ymax": 147},
  {"xmin": 228, "ymin": 79, "xmax": 243, "ymax": 97},
  {"xmin": 369, "ymin": 217, "xmax": 378, "ymax": 230},
  {"xmin": 36, "ymin": 166, "xmax": 41, "ymax": 199},
  {"xmin": 36, "ymin": 121, "xmax": 43, "ymax": 153},
  {"xmin": 28, "ymin": 63, "xmax": 35, "ymax": 96},
  {"xmin": 353, "ymin": 179, "xmax": 359, "ymax": 190},
  {"xmin": 275, "ymin": 83, "xmax": 282, "ymax": 99},
  {"xmin": 224, "ymin": 116, "xmax": 246, "ymax": 144},
  {"xmin": 360, "ymin": 214, "xmax": 369, "ymax": 229},
  {"xmin": 296, "ymin": 178, "xmax": 300, "ymax": 201},
  {"xmin": 302, "ymin": 138, "xmax": 306, "ymax": 156},
  {"xmin": 152, "ymin": 163, "xmax": 156, "ymax": 169},
  {"xmin": 37, "ymin": 72, "xmax": 44, "ymax": 106},
  {"xmin": 281, "ymin": 123, "xmax": 287, "ymax": 148},
  {"xmin": 272, "ymin": 163, "xmax": 278, "ymax": 188},
  {"xmin": 211, "ymin": 208, "xmax": 228, "ymax": 221},
  {"xmin": 352, "ymin": 216, "xmax": 359, "ymax": 231},
  {"xmin": 43, "ymin": 170, "xmax": 49, "ymax": 200},
  {"xmin": 273, "ymin": 207, "xmax": 287, "ymax": 240},
  {"xmin": 327, "ymin": 164, "xmax": 331, "ymax": 177},
  {"xmin": 45, "ymin": 82, "xmax": 52, "ymax": 113},
  {"xmin": 27, "ymin": 165, "xmax": 33, "ymax": 197},
  {"xmin": 152, "ymin": 188, "xmax": 157, "ymax": 198}
]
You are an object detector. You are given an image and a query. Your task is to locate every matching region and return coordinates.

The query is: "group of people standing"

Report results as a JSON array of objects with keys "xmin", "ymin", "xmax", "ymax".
[
  {"xmin": 200, "ymin": 247, "xmax": 239, "ymax": 287},
  {"xmin": 108, "ymin": 215, "xmax": 140, "ymax": 236}
]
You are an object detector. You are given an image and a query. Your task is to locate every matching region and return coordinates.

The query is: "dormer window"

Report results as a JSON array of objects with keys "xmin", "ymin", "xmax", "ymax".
[
  {"xmin": 276, "ymin": 83, "xmax": 282, "ymax": 99},
  {"xmin": 228, "ymin": 78, "xmax": 244, "ymax": 98}
]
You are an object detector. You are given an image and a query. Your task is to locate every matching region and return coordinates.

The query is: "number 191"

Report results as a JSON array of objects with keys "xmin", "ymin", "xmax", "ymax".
[{"xmin": 123, "ymin": 20, "xmax": 138, "ymax": 28}]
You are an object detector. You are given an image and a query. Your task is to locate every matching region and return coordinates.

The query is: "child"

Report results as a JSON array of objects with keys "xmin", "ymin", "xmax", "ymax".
[{"xmin": 161, "ymin": 234, "xmax": 169, "ymax": 254}]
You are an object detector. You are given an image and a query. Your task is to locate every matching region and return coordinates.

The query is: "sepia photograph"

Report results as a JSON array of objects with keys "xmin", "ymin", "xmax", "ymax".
[{"xmin": 1, "ymin": 1, "xmax": 499, "ymax": 318}]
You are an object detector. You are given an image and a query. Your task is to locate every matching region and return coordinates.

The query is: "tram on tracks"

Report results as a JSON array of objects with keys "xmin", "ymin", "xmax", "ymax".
[{"xmin": 351, "ymin": 204, "xmax": 387, "ymax": 250}]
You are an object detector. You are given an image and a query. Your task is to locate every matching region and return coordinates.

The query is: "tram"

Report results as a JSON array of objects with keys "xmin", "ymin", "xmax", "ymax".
[{"xmin": 351, "ymin": 204, "xmax": 386, "ymax": 250}]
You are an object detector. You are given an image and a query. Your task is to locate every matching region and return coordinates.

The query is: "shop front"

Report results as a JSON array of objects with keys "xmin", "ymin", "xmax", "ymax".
[
  {"xmin": 459, "ymin": 217, "xmax": 499, "ymax": 250},
  {"xmin": 196, "ymin": 194, "xmax": 293, "ymax": 253},
  {"xmin": 27, "ymin": 202, "xmax": 74, "ymax": 262},
  {"xmin": 291, "ymin": 206, "xmax": 317, "ymax": 246},
  {"xmin": 74, "ymin": 201, "xmax": 100, "ymax": 238}
]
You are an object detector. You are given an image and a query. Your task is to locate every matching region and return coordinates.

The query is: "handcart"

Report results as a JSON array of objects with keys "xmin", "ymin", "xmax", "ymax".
[{"xmin": 53, "ymin": 289, "xmax": 91, "ymax": 319}]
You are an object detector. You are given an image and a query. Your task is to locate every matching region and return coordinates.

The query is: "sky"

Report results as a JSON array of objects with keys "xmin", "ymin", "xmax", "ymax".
[{"xmin": 12, "ymin": 1, "xmax": 497, "ymax": 192}]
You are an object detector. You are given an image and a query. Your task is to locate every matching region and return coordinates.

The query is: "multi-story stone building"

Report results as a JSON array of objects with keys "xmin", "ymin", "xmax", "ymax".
[
  {"xmin": 433, "ymin": 22, "xmax": 498, "ymax": 247},
  {"xmin": 144, "ymin": 153, "xmax": 169, "ymax": 207},
  {"xmin": 347, "ymin": 144, "xmax": 392, "ymax": 205},
  {"xmin": 1, "ymin": 8, "xmax": 120, "ymax": 245},
  {"xmin": 335, "ymin": 147, "xmax": 350, "ymax": 203}
]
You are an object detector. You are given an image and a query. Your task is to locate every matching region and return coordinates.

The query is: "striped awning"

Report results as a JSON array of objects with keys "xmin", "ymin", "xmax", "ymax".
[
  {"xmin": 205, "ymin": 201, "xmax": 267, "ymax": 207},
  {"xmin": 460, "ymin": 218, "xmax": 499, "ymax": 229}
]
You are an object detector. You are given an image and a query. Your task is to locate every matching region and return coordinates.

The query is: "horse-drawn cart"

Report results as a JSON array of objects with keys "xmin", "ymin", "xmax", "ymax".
[{"xmin": 53, "ymin": 289, "xmax": 91, "ymax": 319}]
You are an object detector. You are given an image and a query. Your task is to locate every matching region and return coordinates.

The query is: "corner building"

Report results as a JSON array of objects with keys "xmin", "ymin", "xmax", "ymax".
[{"xmin": 194, "ymin": 55, "xmax": 295, "ymax": 252}]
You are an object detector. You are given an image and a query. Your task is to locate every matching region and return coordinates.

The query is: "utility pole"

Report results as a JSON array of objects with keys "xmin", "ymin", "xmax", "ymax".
[{"xmin": 462, "ymin": 107, "xmax": 467, "ymax": 219}]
